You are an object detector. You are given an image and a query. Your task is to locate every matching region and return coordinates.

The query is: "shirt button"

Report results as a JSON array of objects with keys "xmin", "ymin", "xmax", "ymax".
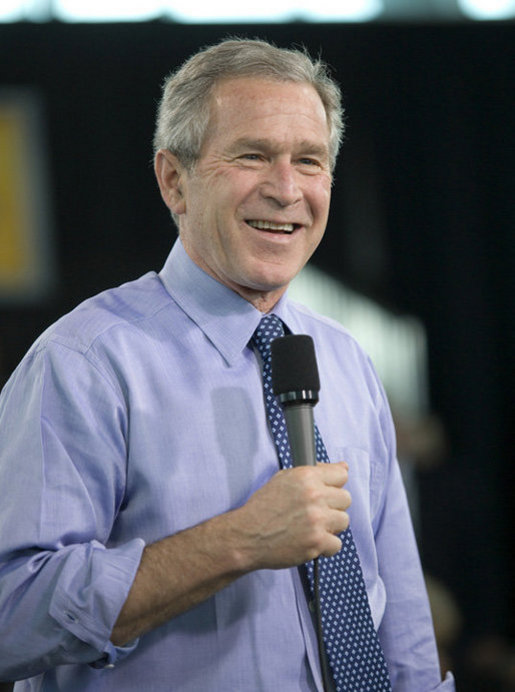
[{"xmin": 104, "ymin": 664, "xmax": 115, "ymax": 669}]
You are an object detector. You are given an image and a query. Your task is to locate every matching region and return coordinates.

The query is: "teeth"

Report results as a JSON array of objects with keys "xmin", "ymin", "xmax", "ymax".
[{"xmin": 248, "ymin": 220, "xmax": 295, "ymax": 233}]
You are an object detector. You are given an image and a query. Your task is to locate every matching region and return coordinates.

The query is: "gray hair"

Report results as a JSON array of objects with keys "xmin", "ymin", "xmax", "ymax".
[{"xmin": 153, "ymin": 38, "xmax": 344, "ymax": 173}]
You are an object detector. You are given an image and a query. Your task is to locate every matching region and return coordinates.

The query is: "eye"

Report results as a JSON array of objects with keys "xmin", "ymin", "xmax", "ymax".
[
  {"xmin": 234, "ymin": 153, "xmax": 266, "ymax": 167},
  {"xmin": 299, "ymin": 158, "xmax": 318, "ymax": 165},
  {"xmin": 297, "ymin": 157, "xmax": 325, "ymax": 173}
]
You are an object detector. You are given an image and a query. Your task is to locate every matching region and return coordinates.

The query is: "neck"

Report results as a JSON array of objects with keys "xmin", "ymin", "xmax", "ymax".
[{"xmin": 234, "ymin": 285, "xmax": 287, "ymax": 314}]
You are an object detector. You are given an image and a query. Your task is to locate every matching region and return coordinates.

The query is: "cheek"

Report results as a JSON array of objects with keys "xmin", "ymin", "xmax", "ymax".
[
  {"xmin": 307, "ymin": 179, "xmax": 331, "ymax": 212},
  {"xmin": 307, "ymin": 192, "xmax": 330, "ymax": 247},
  {"xmin": 213, "ymin": 167, "xmax": 252, "ymax": 195}
]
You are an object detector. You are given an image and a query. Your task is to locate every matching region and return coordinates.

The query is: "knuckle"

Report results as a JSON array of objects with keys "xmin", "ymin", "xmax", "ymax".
[
  {"xmin": 304, "ymin": 484, "xmax": 323, "ymax": 504},
  {"xmin": 305, "ymin": 505, "xmax": 325, "ymax": 527},
  {"xmin": 296, "ymin": 465, "xmax": 315, "ymax": 480}
]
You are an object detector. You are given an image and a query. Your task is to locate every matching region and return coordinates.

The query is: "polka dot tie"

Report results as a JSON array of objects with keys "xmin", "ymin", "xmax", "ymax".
[{"xmin": 252, "ymin": 314, "xmax": 392, "ymax": 692}]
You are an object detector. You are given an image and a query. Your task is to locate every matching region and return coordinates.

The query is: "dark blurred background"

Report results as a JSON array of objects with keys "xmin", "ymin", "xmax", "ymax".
[{"xmin": 0, "ymin": 19, "xmax": 514, "ymax": 691}]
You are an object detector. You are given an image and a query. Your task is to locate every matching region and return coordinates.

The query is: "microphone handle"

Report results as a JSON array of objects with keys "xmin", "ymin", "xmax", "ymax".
[
  {"xmin": 283, "ymin": 404, "xmax": 317, "ymax": 467},
  {"xmin": 284, "ymin": 402, "xmax": 332, "ymax": 690}
]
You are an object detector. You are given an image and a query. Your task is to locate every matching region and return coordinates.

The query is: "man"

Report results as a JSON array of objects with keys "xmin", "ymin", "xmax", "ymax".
[{"xmin": 0, "ymin": 39, "xmax": 454, "ymax": 690}]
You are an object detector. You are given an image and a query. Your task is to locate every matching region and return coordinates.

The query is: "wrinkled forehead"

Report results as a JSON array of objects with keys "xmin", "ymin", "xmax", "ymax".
[
  {"xmin": 204, "ymin": 77, "xmax": 331, "ymax": 150},
  {"xmin": 209, "ymin": 76, "xmax": 329, "ymax": 119}
]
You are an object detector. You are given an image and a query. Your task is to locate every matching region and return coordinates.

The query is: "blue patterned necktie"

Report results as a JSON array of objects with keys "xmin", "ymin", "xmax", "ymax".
[{"xmin": 252, "ymin": 314, "xmax": 392, "ymax": 692}]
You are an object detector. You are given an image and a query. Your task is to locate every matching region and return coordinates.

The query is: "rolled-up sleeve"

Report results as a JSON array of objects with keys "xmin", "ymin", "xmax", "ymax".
[{"xmin": 0, "ymin": 338, "xmax": 144, "ymax": 680}]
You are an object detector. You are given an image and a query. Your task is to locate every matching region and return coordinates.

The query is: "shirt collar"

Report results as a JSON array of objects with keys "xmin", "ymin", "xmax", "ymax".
[{"xmin": 159, "ymin": 239, "xmax": 293, "ymax": 366}]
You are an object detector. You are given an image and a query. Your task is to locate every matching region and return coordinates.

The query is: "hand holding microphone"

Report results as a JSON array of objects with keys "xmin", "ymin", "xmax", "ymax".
[
  {"xmin": 270, "ymin": 333, "xmax": 351, "ymax": 557},
  {"xmin": 235, "ymin": 333, "xmax": 351, "ymax": 572}
]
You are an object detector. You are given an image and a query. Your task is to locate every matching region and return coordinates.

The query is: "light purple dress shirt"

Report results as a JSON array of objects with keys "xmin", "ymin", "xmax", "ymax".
[{"xmin": 0, "ymin": 239, "xmax": 455, "ymax": 691}]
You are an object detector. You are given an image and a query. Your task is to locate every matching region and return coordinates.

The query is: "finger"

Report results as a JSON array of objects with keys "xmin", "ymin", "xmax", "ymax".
[
  {"xmin": 325, "ymin": 486, "xmax": 352, "ymax": 511},
  {"xmin": 316, "ymin": 460, "xmax": 348, "ymax": 471},
  {"xmin": 328, "ymin": 507, "xmax": 350, "ymax": 534},
  {"xmin": 320, "ymin": 533, "xmax": 343, "ymax": 558},
  {"xmin": 316, "ymin": 461, "xmax": 349, "ymax": 487}
]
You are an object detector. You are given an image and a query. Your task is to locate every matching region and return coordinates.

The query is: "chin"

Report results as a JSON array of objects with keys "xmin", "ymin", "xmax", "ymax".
[
  {"xmin": 246, "ymin": 260, "xmax": 302, "ymax": 287},
  {"xmin": 245, "ymin": 271, "xmax": 295, "ymax": 293}
]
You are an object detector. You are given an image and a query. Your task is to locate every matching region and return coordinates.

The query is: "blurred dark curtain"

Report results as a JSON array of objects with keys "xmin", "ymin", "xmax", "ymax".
[{"xmin": 0, "ymin": 21, "xmax": 513, "ymax": 687}]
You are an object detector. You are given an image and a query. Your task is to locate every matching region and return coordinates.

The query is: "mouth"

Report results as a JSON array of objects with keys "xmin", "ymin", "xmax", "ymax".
[{"xmin": 246, "ymin": 219, "xmax": 300, "ymax": 235}]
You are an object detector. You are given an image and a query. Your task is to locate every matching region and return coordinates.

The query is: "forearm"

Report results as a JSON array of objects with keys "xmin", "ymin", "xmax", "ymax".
[
  {"xmin": 112, "ymin": 463, "xmax": 350, "ymax": 646},
  {"xmin": 111, "ymin": 509, "xmax": 249, "ymax": 646}
]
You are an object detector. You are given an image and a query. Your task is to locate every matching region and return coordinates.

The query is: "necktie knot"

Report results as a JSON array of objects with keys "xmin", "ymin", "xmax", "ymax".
[{"xmin": 252, "ymin": 314, "xmax": 285, "ymax": 361}]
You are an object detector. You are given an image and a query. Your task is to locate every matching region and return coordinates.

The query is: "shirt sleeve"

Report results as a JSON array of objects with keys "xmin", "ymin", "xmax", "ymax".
[
  {"xmin": 0, "ymin": 338, "xmax": 145, "ymax": 681},
  {"xmin": 371, "ymin": 380, "xmax": 456, "ymax": 692}
]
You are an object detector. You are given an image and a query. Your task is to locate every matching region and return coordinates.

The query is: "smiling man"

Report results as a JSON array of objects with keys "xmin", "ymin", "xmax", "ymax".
[
  {"xmin": 155, "ymin": 77, "xmax": 332, "ymax": 313},
  {"xmin": 0, "ymin": 39, "xmax": 454, "ymax": 691}
]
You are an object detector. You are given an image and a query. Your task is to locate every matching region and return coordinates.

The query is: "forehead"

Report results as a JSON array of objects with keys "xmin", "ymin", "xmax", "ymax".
[{"xmin": 204, "ymin": 77, "xmax": 330, "ymax": 152}]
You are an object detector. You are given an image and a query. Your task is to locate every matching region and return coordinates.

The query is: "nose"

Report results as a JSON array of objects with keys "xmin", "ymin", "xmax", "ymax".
[{"xmin": 260, "ymin": 160, "xmax": 302, "ymax": 207}]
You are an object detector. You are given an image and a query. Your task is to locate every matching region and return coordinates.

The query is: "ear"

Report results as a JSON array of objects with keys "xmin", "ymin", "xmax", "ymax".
[{"xmin": 154, "ymin": 149, "xmax": 187, "ymax": 216}]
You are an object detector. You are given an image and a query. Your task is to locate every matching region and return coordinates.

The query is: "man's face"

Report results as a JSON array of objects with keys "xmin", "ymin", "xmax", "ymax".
[{"xmin": 163, "ymin": 77, "xmax": 332, "ymax": 312}]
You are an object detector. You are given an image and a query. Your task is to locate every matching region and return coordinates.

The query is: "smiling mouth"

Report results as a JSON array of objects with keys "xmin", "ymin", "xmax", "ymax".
[{"xmin": 246, "ymin": 220, "xmax": 299, "ymax": 234}]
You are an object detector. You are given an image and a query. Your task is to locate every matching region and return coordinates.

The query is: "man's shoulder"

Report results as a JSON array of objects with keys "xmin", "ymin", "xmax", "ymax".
[{"xmin": 35, "ymin": 270, "xmax": 172, "ymax": 357}]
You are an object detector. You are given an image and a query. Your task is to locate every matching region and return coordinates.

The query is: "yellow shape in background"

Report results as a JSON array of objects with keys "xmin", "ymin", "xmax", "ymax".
[{"xmin": 0, "ymin": 111, "xmax": 30, "ymax": 283}]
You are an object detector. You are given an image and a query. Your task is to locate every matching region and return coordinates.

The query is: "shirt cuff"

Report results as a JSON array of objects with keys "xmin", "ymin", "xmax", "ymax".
[
  {"xmin": 89, "ymin": 638, "xmax": 139, "ymax": 669},
  {"xmin": 428, "ymin": 671, "xmax": 456, "ymax": 691},
  {"xmin": 49, "ymin": 537, "xmax": 145, "ymax": 665}
]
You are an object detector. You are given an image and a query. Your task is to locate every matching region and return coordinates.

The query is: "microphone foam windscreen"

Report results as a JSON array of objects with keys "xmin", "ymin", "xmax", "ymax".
[{"xmin": 271, "ymin": 334, "xmax": 320, "ymax": 395}]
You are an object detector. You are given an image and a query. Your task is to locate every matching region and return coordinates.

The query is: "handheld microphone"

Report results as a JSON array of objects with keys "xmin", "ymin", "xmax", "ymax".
[
  {"xmin": 271, "ymin": 334, "xmax": 320, "ymax": 467},
  {"xmin": 271, "ymin": 334, "xmax": 334, "ymax": 691}
]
